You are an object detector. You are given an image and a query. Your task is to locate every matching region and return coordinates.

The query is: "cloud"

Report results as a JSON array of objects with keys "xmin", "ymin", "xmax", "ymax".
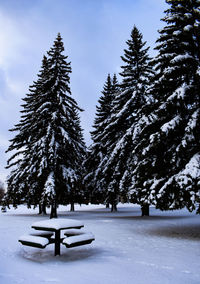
[{"xmin": 0, "ymin": 11, "xmax": 27, "ymax": 68}]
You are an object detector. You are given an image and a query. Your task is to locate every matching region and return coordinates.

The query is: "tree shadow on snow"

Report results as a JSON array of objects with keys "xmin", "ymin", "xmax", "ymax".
[
  {"xmin": 18, "ymin": 245, "xmax": 105, "ymax": 264},
  {"xmin": 146, "ymin": 224, "xmax": 200, "ymax": 241},
  {"xmin": 6, "ymin": 212, "xmax": 82, "ymax": 219},
  {"xmin": 102, "ymin": 214, "xmax": 192, "ymax": 221},
  {"xmin": 59, "ymin": 207, "xmax": 141, "ymax": 215}
]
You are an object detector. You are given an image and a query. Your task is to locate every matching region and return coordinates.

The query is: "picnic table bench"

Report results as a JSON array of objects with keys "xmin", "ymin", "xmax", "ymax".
[{"xmin": 18, "ymin": 218, "xmax": 95, "ymax": 256}]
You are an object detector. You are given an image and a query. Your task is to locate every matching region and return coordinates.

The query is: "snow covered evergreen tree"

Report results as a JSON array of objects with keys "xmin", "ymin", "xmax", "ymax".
[
  {"xmin": 129, "ymin": 0, "xmax": 200, "ymax": 215},
  {"xmin": 83, "ymin": 74, "xmax": 119, "ymax": 206},
  {"xmin": 95, "ymin": 26, "xmax": 154, "ymax": 212},
  {"xmin": 5, "ymin": 34, "xmax": 86, "ymax": 218},
  {"xmin": 4, "ymin": 55, "xmax": 49, "ymax": 210}
]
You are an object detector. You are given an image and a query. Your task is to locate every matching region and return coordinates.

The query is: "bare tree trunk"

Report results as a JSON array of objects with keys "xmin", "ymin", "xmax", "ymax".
[
  {"xmin": 38, "ymin": 203, "xmax": 42, "ymax": 214},
  {"xmin": 50, "ymin": 200, "xmax": 57, "ymax": 219},
  {"xmin": 141, "ymin": 204, "xmax": 149, "ymax": 216},
  {"xmin": 38, "ymin": 202, "xmax": 47, "ymax": 215},
  {"xmin": 111, "ymin": 202, "xmax": 117, "ymax": 212},
  {"xmin": 42, "ymin": 202, "xmax": 47, "ymax": 215},
  {"xmin": 106, "ymin": 203, "xmax": 110, "ymax": 209},
  {"xmin": 70, "ymin": 202, "xmax": 75, "ymax": 212}
]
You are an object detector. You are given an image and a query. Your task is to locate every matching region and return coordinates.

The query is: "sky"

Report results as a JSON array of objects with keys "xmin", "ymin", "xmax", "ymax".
[{"xmin": 0, "ymin": 0, "xmax": 167, "ymax": 184}]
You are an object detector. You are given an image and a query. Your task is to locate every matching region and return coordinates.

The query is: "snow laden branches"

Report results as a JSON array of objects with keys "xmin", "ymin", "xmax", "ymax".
[
  {"xmin": 5, "ymin": 34, "xmax": 86, "ymax": 218},
  {"xmin": 83, "ymin": 74, "xmax": 119, "ymax": 210},
  {"xmin": 84, "ymin": 26, "xmax": 154, "ymax": 213},
  {"xmin": 85, "ymin": 1, "xmax": 200, "ymax": 216},
  {"xmin": 127, "ymin": 0, "xmax": 200, "ymax": 214},
  {"xmin": 4, "ymin": 1, "xmax": 200, "ymax": 217}
]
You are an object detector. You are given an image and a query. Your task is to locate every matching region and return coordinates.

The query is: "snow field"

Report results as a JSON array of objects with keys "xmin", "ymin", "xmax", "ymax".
[{"xmin": 0, "ymin": 203, "xmax": 200, "ymax": 284}]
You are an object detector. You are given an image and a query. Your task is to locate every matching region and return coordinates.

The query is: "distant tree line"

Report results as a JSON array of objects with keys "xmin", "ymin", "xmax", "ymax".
[{"xmin": 3, "ymin": 0, "xmax": 200, "ymax": 217}]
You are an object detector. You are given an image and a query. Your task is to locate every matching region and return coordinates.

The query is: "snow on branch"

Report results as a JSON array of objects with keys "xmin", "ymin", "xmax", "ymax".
[
  {"xmin": 171, "ymin": 54, "xmax": 193, "ymax": 64},
  {"xmin": 42, "ymin": 172, "xmax": 56, "ymax": 201},
  {"xmin": 167, "ymin": 85, "xmax": 187, "ymax": 102},
  {"xmin": 161, "ymin": 115, "xmax": 181, "ymax": 134},
  {"xmin": 176, "ymin": 154, "xmax": 200, "ymax": 188}
]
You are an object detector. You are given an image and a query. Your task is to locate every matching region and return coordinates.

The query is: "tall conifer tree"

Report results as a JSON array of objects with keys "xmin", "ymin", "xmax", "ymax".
[
  {"xmin": 5, "ymin": 55, "xmax": 49, "ymax": 210},
  {"xmin": 129, "ymin": 0, "xmax": 200, "ymax": 214},
  {"xmin": 84, "ymin": 74, "xmax": 118, "ymax": 205},
  {"xmin": 96, "ymin": 26, "xmax": 153, "ymax": 212},
  {"xmin": 5, "ymin": 34, "xmax": 85, "ymax": 218}
]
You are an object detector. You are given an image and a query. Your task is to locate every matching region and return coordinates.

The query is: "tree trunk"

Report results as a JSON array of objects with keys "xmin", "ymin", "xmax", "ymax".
[
  {"xmin": 50, "ymin": 200, "xmax": 57, "ymax": 219},
  {"xmin": 141, "ymin": 204, "xmax": 149, "ymax": 216},
  {"xmin": 111, "ymin": 202, "xmax": 117, "ymax": 212},
  {"xmin": 38, "ymin": 202, "xmax": 47, "ymax": 215},
  {"xmin": 42, "ymin": 202, "xmax": 47, "ymax": 215},
  {"xmin": 38, "ymin": 203, "xmax": 42, "ymax": 214},
  {"xmin": 70, "ymin": 202, "xmax": 75, "ymax": 212},
  {"xmin": 106, "ymin": 203, "xmax": 110, "ymax": 209}
]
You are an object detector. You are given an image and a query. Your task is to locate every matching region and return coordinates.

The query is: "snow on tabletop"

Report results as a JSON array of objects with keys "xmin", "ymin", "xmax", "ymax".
[
  {"xmin": 32, "ymin": 218, "xmax": 84, "ymax": 230},
  {"xmin": 19, "ymin": 235, "xmax": 49, "ymax": 246},
  {"xmin": 63, "ymin": 233, "xmax": 95, "ymax": 245}
]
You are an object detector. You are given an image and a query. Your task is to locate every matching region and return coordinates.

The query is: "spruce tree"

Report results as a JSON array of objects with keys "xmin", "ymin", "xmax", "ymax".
[
  {"xmin": 129, "ymin": 0, "xmax": 200, "ymax": 214},
  {"xmin": 4, "ymin": 55, "xmax": 49, "ymax": 210},
  {"xmin": 5, "ymin": 34, "xmax": 86, "ymax": 218},
  {"xmin": 96, "ymin": 26, "xmax": 154, "ymax": 212},
  {"xmin": 83, "ymin": 74, "xmax": 118, "ymax": 206}
]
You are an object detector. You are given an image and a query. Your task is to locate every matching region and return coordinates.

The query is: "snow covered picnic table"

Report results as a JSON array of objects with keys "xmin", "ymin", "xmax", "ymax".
[
  {"xmin": 32, "ymin": 218, "xmax": 84, "ymax": 231},
  {"xmin": 19, "ymin": 218, "xmax": 95, "ymax": 256}
]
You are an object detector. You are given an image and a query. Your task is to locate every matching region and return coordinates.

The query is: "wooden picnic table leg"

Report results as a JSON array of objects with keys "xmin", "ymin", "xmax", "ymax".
[{"xmin": 55, "ymin": 230, "xmax": 61, "ymax": 256}]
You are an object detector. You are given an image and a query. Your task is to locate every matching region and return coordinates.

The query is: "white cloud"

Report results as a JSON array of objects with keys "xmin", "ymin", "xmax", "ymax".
[
  {"xmin": 0, "ymin": 134, "xmax": 9, "ymax": 148},
  {"xmin": 0, "ymin": 11, "xmax": 27, "ymax": 68}
]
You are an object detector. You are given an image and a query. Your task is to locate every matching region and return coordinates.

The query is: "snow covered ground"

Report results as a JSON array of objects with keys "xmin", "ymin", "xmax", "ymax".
[{"xmin": 0, "ymin": 203, "xmax": 200, "ymax": 284}]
